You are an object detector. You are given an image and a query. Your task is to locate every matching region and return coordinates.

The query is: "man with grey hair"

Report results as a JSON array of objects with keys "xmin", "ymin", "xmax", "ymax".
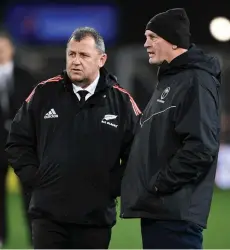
[{"xmin": 6, "ymin": 27, "xmax": 141, "ymax": 248}]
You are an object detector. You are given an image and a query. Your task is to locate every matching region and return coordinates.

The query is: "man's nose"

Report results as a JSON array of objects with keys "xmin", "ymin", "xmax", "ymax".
[
  {"xmin": 73, "ymin": 56, "xmax": 80, "ymax": 64},
  {"xmin": 144, "ymin": 40, "xmax": 149, "ymax": 48}
]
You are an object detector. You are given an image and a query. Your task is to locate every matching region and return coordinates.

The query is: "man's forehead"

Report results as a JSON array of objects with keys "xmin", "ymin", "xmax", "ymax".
[{"xmin": 68, "ymin": 37, "xmax": 95, "ymax": 47}]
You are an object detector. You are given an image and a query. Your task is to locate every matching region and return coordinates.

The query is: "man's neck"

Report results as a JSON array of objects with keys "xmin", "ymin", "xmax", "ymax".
[
  {"xmin": 73, "ymin": 73, "xmax": 100, "ymax": 88},
  {"xmin": 73, "ymin": 81, "xmax": 90, "ymax": 88},
  {"xmin": 167, "ymin": 49, "xmax": 188, "ymax": 63},
  {"xmin": 72, "ymin": 74, "xmax": 100, "ymax": 96}
]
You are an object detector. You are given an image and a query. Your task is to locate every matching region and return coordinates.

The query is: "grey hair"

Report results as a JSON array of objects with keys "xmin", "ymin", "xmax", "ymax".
[{"xmin": 68, "ymin": 27, "xmax": 105, "ymax": 53}]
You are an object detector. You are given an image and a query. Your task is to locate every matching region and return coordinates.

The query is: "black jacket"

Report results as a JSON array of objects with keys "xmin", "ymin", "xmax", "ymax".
[
  {"xmin": 0, "ymin": 65, "xmax": 36, "ymax": 168},
  {"xmin": 0, "ymin": 109, "xmax": 6, "ymax": 166},
  {"xmin": 120, "ymin": 45, "xmax": 221, "ymax": 228},
  {"xmin": 6, "ymin": 68, "xmax": 141, "ymax": 226}
]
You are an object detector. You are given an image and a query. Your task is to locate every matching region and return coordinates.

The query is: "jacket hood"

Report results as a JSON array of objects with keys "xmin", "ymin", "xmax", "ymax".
[{"xmin": 158, "ymin": 44, "xmax": 221, "ymax": 83}]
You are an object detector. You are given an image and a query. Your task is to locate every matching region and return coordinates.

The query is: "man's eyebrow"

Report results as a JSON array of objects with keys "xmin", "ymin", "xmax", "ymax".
[
  {"xmin": 149, "ymin": 33, "xmax": 157, "ymax": 37},
  {"xmin": 79, "ymin": 51, "xmax": 90, "ymax": 55}
]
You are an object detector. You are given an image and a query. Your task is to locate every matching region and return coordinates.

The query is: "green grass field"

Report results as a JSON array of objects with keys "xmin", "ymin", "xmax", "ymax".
[{"xmin": 2, "ymin": 187, "xmax": 230, "ymax": 249}]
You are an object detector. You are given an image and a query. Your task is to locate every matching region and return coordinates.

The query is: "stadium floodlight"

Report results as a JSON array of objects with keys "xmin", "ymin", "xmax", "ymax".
[{"xmin": 209, "ymin": 16, "xmax": 230, "ymax": 42}]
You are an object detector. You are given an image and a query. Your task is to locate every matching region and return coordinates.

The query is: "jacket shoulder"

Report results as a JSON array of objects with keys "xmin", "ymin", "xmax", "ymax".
[
  {"xmin": 190, "ymin": 70, "xmax": 219, "ymax": 95},
  {"xmin": 112, "ymin": 84, "xmax": 142, "ymax": 116},
  {"xmin": 25, "ymin": 75, "xmax": 63, "ymax": 103},
  {"xmin": 39, "ymin": 75, "xmax": 63, "ymax": 87}
]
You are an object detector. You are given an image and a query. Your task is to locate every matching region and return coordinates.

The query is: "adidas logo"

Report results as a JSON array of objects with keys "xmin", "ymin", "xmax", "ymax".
[{"xmin": 44, "ymin": 109, "xmax": 58, "ymax": 119}]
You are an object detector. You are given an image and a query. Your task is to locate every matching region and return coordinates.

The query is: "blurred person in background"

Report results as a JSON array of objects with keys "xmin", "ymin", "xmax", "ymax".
[
  {"xmin": 0, "ymin": 30, "xmax": 36, "ymax": 247},
  {"xmin": 0, "ymin": 108, "xmax": 6, "ymax": 249},
  {"xmin": 121, "ymin": 8, "xmax": 221, "ymax": 249},
  {"xmin": 6, "ymin": 27, "xmax": 141, "ymax": 249}
]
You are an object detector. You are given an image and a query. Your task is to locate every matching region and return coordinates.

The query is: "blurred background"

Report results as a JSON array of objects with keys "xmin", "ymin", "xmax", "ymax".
[{"xmin": 0, "ymin": 0, "xmax": 230, "ymax": 248}]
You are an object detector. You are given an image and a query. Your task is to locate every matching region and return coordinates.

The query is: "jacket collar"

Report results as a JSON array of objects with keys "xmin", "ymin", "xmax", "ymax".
[{"xmin": 62, "ymin": 67, "xmax": 117, "ymax": 94}]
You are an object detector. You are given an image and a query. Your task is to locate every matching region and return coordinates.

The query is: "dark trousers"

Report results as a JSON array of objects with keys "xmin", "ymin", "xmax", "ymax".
[
  {"xmin": 32, "ymin": 218, "xmax": 112, "ymax": 249},
  {"xmin": 141, "ymin": 218, "xmax": 203, "ymax": 249},
  {"xmin": 0, "ymin": 167, "xmax": 32, "ymax": 244}
]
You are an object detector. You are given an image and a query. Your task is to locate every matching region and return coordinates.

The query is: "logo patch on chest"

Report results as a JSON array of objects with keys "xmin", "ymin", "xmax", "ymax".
[
  {"xmin": 157, "ymin": 87, "xmax": 170, "ymax": 103},
  {"xmin": 44, "ymin": 109, "xmax": 58, "ymax": 119},
  {"xmin": 101, "ymin": 114, "xmax": 118, "ymax": 128}
]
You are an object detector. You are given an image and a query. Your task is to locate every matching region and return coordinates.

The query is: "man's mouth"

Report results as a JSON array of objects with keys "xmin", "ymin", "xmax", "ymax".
[{"xmin": 148, "ymin": 52, "xmax": 155, "ymax": 57}]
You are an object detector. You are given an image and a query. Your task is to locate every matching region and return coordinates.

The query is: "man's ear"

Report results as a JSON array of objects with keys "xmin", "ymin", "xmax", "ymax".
[{"xmin": 99, "ymin": 53, "xmax": 107, "ymax": 68}]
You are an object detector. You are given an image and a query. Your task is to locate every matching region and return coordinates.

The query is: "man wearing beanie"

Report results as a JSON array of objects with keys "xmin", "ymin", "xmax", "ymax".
[{"xmin": 121, "ymin": 8, "xmax": 221, "ymax": 249}]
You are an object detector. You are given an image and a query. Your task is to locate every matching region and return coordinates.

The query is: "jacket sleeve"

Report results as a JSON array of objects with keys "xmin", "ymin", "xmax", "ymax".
[
  {"xmin": 121, "ymin": 95, "xmax": 142, "ymax": 166},
  {"xmin": 110, "ymin": 92, "xmax": 142, "ymax": 198},
  {"xmin": 5, "ymin": 86, "xmax": 40, "ymax": 188},
  {"xmin": 154, "ymin": 76, "xmax": 220, "ymax": 194}
]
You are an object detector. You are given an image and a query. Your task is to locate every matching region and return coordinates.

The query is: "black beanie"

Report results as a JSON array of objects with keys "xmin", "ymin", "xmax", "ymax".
[{"xmin": 146, "ymin": 8, "xmax": 191, "ymax": 49}]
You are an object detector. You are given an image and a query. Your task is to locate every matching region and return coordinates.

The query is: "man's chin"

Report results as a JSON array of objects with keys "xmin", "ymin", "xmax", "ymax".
[
  {"xmin": 149, "ymin": 58, "xmax": 156, "ymax": 65},
  {"xmin": 149, "ymin": 58, "xmax": 161, "ymax": 65},
  {"xmin": 71, "ymin": 75, "xmax": 84, "ymax": 83}
]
